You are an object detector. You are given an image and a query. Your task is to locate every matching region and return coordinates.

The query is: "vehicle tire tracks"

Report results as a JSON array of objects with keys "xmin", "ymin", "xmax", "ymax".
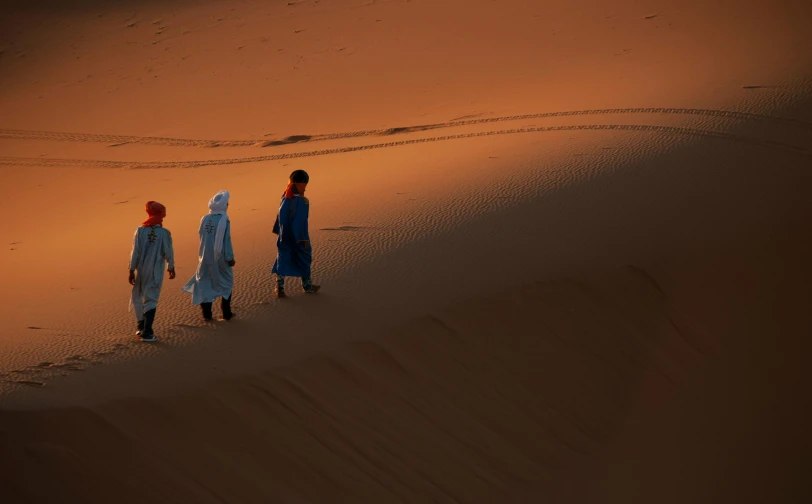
[
  {"xmin": 1, "ymin": 107, "xmax": 810, "ymax": 149},
  {"xmin": 0, "ymin": 123, "xmax": 807, "ymax": 170}
]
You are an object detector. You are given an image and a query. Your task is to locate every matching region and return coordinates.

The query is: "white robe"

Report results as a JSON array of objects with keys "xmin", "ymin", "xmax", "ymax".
[
  {"xmin": 182, "ymin": 214, "xmax": 234, "ymax": 304},
  {"xmin": 129, "ymin": 226, "xmax": 174, "ymax": 320}
]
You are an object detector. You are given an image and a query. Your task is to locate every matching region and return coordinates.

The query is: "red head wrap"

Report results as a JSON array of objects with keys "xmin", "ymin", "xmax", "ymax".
[
  {"xmin": 284, "ymin": 169, "xmax": 310, "ymax": 199},
  {"xmin": 284, "ymin": 181, "xmax": 308, "ymax": 199},
  {"xmin": 141, "ymin": 201, "xmax": 166, "ymax": 227}
]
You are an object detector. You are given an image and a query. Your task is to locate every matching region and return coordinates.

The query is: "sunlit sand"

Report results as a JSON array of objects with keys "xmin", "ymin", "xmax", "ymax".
[{"xmin": 1, "ymin": 0, "xmax": 810, "ymax": 501}]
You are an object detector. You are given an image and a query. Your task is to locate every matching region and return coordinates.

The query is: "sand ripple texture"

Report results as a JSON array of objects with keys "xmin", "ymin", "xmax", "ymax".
[
  {"xmin": 1, "ymin": 82, "xmax": 811, "ymax": 395},
  {"xmin": 0, "ymin": 267, "xmax": 715, "ymax": 502},
  {"xmin": 1, "ymin": 106, "xmax": 811, "ymax": 169}
]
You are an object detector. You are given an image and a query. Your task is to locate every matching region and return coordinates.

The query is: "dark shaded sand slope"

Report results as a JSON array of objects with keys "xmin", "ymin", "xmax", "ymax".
[
  {"xmin": 0, "ymin": 270, "xmax": 710, "ymax": 503},
  {"xmin": 1, "ymin": 263, "xmax": 809, "ymax": 503},
  {"xmin": 2, "ymin": 0, "xmax": 812, "ymax": 501},
  {"xmin": 2, "ymin": 92, "xmax": 811, "ymax": 501}
]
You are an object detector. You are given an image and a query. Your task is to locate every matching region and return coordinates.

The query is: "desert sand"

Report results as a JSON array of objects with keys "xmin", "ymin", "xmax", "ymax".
[{"xmin": 0, "ymin": 0, "xmax": 811, "ymax": 502}]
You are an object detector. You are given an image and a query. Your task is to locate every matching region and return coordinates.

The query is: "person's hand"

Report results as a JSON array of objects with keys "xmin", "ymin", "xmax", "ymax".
[
  {"xmin": 168, "ymin": 268, "xmax": 176, "ymax": 279},
  {"xmin": 128, "ymin": 270, "xmax": 135, "ymax": 285},
  {"xmin": 227, "ymin": 259, "xmax": 236, "ymax": 267},
  {"xmin": 298, "ymin": 240, "xmax": 310, "ymax": 251}
]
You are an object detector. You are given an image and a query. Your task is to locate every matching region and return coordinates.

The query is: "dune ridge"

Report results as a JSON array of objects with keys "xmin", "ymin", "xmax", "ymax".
[
  {"xmin": 2, "ymin": 106, "xmax": 810, "ymax": 148},
  {"xmin": 0, "ymin": 267, "xmax": 716, "ymax": 502},
  {"xmin": 1, "ymin": 122, "xmax": 810, "ymax": 170},
  {"xmin": 2, "ymin": 0, "xmax": 811, "ymax": 501}
]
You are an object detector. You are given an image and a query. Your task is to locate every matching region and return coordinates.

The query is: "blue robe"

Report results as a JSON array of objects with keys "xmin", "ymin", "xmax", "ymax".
[
  {"xmin": 182, "ymin": 214, "xmax": 235, "ymax": 304},
  {"xmin": 271, "ymin": 194, "xmax": 312, "ymax": 278}
]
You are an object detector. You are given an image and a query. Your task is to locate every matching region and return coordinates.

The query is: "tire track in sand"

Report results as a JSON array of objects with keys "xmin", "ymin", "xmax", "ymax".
[
  {"xmin": 0, "ymin": 123, "xmax": 808, "ymax": 170},
  {"xmin": 1, "ymin": 107, "xmax": 810, "ymax": 148}
]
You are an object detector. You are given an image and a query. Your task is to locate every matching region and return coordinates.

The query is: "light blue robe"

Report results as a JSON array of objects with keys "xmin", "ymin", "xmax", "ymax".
[
  {"xmin": 129, "ymin": 226, "xmax": 174, "ymax": 320},
  {"xmin": 272, "ymin": 195, "xmax": 312, "ymax": 278},
  {"xmin": 182, "ymin": 214, "xmax": 235, "ymax": 304}
]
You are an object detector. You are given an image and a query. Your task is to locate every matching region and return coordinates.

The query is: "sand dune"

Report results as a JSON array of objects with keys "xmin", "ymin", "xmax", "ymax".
[
  {"xmin": 0, "ymin": 269, "xmax": 713, "ymax": 502},
  {"xmin": 1, "ymin": 0, "xmax": 811, "ymax": 501}
]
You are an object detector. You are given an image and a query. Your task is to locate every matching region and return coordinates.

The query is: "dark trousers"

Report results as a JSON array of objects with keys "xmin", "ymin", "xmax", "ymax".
[
  {"xmin": 140, "ymin": 308, "xmax": 157, "ymax": 336},
  {"xmin": 201, "ymin": 294, "xmax": 233, "ymax": 320}
]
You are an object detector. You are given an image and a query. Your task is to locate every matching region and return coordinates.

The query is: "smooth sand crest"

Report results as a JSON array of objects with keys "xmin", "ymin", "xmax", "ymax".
[{"xmin": 1, "ymin": 0, "xmax": 812, "ymax": 501}]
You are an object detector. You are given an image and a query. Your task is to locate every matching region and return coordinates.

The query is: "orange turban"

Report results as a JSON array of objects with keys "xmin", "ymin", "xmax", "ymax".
[{"xmin": 141, "ymin": 201, "xmax": 166, "ymax": 227}]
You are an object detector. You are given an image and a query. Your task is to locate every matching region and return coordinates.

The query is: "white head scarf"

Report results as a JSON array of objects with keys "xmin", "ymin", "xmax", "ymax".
[{"xmin": 208, "ymin": 190, "xmax": 230, "ymax": 260}]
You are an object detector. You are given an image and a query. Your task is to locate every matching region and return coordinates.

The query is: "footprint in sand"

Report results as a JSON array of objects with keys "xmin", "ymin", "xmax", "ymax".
[
  {"xmin": 16, "ymin": 380, "xmax": 46, "ymax": 387},
  {"xmin": 173, "ymin": 323, "xmax": 206, "ymax": 329},
  {"xmin": 319, "ymin": 225, "xmax": 366, "ymax": 231}
]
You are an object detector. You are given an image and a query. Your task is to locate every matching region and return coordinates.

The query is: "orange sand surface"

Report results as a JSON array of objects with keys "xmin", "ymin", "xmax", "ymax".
[{"xmin": 1, "ymin": 0, "xmax": 811, "ymax": 501}]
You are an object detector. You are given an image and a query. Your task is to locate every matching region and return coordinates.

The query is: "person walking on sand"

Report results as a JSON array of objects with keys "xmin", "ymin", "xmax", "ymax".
[
  {"xmin": 182, "ymin": 190, "xmax": 236, "ymax": 321},
  {"xmin": 272, "ymin": 170, "xmax": 320, "ymax": 298},
  {"xmin": 129, "ymin": 201, "xmax": 175, "ymax": 342}
]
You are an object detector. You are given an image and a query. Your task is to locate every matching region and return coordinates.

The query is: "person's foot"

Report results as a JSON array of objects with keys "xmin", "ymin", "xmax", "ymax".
[
  {"xmin": 136, "ymin": 329, "xmax": 144, "ymax": 336},
  {"xmin": 274, "ymin": 288, "xmax": 286, "ymax": 298},
  {"xmin": 304, "ymin": 284, "xmax": 321, "ymax": 294},
  {"xmin": 136, "ymin": 319, "xmax": 145, "ymax": 336},
  {"xmin": 141, "ymin": 333, "xmax": 157, "ymax": 342},
  {"xmin": 222, "ymin": 312, "xmax": 235, "ymax": 321}
]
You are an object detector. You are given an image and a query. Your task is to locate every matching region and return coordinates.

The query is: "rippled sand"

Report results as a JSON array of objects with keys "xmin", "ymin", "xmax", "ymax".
[{"xmin": 1, "ymin": 0, "xmax": 811, "ymax": 501}]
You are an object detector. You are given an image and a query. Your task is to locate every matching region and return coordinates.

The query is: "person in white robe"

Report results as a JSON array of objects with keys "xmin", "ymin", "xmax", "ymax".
[
  {"xmin": 129, "ymin": 201, "xmax": 175, "ymax": 342},
  {"xmin": 182, "ymin": 190, "xmax": 236, "ymax": 320}
]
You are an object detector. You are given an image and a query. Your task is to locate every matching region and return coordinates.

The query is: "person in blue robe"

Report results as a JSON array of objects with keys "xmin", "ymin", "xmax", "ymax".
[
  {"xmin": 182, "ymin": 190, "xmax": 236, "ymax": 320},
  {"xmin": 271, "ymin": 170, "xmax": 320, "ymax": 297},
  {"xmin": 129, "ymin": 201, "xmax": 175, "ymax": 342}
]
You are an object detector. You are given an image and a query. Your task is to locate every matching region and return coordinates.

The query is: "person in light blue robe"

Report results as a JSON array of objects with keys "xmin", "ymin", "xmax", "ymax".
[
  {"xmin": 129, "ymin": 201, "xmax": 175, "ymax": 342},
  {"xmin": 271, "ymin": 170, "xmax": 320, "ymax": 297},
  {"xmin": 182, "ymin": 190, "xmax": 236, "ymax": 320}
]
